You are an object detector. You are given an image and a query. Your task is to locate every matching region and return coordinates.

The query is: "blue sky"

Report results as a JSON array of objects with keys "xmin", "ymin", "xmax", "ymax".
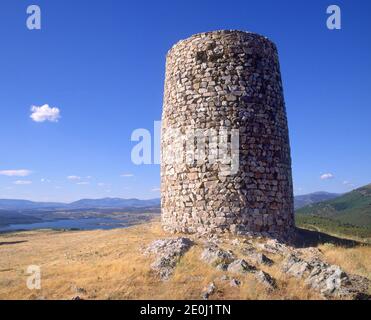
[{"xmin": 0, "ymin": 0, "xmax": 370, "ymax": 202}]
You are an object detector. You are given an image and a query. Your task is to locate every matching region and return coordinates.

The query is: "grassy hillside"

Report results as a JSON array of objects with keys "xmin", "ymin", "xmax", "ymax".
[
  {"xmin": 0, "ymin": 221, "xmax": 370, "ymax": 300},
  {"xmin": 296, "ymin": 184, "xmax": 371, "ymax": 240}
]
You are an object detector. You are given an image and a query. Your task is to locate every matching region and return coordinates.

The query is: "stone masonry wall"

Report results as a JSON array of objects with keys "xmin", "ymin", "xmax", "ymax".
[{"xmin": 161, "ymin": 30, "xmax": 295, "ymax": 238}]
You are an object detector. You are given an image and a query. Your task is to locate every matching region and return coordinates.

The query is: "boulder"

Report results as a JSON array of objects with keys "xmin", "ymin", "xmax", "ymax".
[
  {"xmin": 230, "ymin": 279, "xmax": 241, "ymax": 287},
  {"xmin": 255, "ymin": 270, "xmax": 277, "ymax": 290},
  {"xmin": 201, "ymin": 282, "xmax": 216, "ymax": 300},
  {"xmin": 282, "ymin": 254, "xmax": 312, "ymax": 278},
  {"xmin": 257, "ymin": 239, "xmax": 292, "ymax": 255},
  {"xmin": 200, "ymin": 245, "xmax": 235, "ymax": 266},
  {"xmin": 227, "ymin": 259, "xmax": 256, "ymax": 274},
  {"xmin": 242, "ymin": 248, "xmax": 274, "ymax": 266},
  {"xmin": 144, "ymin": 237, "xmax": 193, "ymax": 280}
]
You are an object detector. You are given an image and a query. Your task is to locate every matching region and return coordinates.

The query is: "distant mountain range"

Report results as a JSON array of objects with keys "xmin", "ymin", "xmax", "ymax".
[
  {"xmin": 296, "ymin": 184, "xmax": 371, "ymax": 239},
  {"xmin": 0, "ymin": 192, "xmax": 344, "ymax": 211},
  {"xmin": 294, "ymin": 192, "xmax": 341, "ymax": 209},
  {"xmin": 1, "ymin": 186, "xmax": 370, "ymax": 239},
  {"xmin": 0, "ymin": 197, "xmax": 161, "ymax": 210}
]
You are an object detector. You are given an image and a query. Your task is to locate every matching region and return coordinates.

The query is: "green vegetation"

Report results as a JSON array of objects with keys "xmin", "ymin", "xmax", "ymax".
[
  {"xmin": 296, "ymin": 184, "xmax": 371, "ymax": 240},
  {"xmin": 296, "ymin": 214, "xmax": 371, "ymax": 239}
]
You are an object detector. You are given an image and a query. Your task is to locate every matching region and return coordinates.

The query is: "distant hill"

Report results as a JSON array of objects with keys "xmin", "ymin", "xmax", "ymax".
[
  {"xmin": 0, "ymin": 193, "xmax": 340, "ymax": 211},
  {"xmin": 0, "ymin": 199, "xmax": 67, "ymax": 210},
  {"xmin": 294, "ymin": 192, "xmax": 341, "ymax": 209},
  {"xmin": 68, "ymin": 198, "xmax": 161, "ymax": 209},
  {"xmin": 296, "ymin": 184, "xmax": 371, "ymax": 239},
  {"xmin": 0, "ymin": 198, "xmax": 160, "ymax": 210}
]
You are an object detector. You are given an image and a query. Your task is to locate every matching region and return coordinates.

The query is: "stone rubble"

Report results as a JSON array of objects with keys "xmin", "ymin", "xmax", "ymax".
[
  {"xmin": 257, "ymin": 238, "xmax": 292, "ymax": 255},
  {"xmin": 216, "ymin": 263, "xmax": 229, "ymax": 271},
  {"xmin": 255, "ymin": 270, "xmax": 277, "ymax": 290},
  {"xmin": 282, "ymin": 253, "xmax": 370, "ymax": 299},
  {"xmin": 200, "ymin": 244, "xmax": 235, "ymax": 267},
  {"xmin": 230, "ymin": 278, "xmax": 242, "ymax": 287},
  {"xmin": 282, "ymin": 254, "xmax": 311, "ymax": 278},
  {"xmin": 142, "ymin": 237, "xmax": 369, "ymax": 299},
  {"xmin": 227, "ymin": 259, "xmax": 257, "ymax": 274},
  {"xmin": 241, "ymin": 247, "xmax": 274, "ymax": 266},
  {"xmin": 201, "ymin": 282, "xmax": 217, "ymax": 300},
  {"xmin": 144, "ymin": 237, "xmax": 193, "ymax": 280},
  {"xmin": 200, "ymin": 244, "xmax": 277, "ymax": 291}
]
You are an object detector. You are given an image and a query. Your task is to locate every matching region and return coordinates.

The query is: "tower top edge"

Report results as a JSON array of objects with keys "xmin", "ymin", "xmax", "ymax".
[{"xmin": 166, "ymin": 30, "xmax": 276, "ymax": 57}]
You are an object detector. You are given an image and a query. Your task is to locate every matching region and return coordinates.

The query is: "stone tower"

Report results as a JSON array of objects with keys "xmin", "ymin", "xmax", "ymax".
[{"xmin": 161, "ymin": 30, "xmax": 295, "ymax": 238}]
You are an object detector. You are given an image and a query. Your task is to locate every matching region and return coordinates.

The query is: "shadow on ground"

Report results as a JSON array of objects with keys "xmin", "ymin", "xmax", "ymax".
[
  {"xmin": 0, "ymin": 240, "xmax": 28, "ymax": 246},
  {"xmin": 293, "ymin": 228, "xmax": 363, "ymax": 248}
]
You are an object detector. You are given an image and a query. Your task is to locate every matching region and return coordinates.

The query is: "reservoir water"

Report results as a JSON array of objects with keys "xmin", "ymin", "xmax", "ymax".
[{"xmin": 0, "ymin": 217, "xmax": 128, "ymax": 232}]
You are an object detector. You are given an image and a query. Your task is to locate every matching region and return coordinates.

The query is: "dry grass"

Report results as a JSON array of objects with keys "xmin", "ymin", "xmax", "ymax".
[
  {"xmin": 319, "ymin": 243, "xmax": 371, "ymax": 279},
  {"xmin": 0, "ymin": 221, "xmax": 369, "ymax": 300}
]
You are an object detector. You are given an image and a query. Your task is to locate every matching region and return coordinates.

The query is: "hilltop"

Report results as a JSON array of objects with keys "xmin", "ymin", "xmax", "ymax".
[{"xmin": 0, "ymin": 221, "xmax": 369, "ymax": 300}]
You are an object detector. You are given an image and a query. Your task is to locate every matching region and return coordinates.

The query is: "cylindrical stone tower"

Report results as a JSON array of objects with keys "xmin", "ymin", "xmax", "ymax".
[{"xmin": 161, "ymin": 30, "xmax": 294, "ymax": 238}]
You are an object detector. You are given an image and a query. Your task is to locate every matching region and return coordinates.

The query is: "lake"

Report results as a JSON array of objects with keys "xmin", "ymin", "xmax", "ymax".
[{"xmin": 0, "ymin": 217, "xmax": 129, "ymax": 232}]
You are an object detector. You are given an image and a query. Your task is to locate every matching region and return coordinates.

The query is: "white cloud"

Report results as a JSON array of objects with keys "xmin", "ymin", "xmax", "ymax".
[
  {"xmin": 41, "ymin": 178, "xmax": 51, "ymax": 183},
  {"xmin": 97, "ymin": 183, "xmax": 106, "ymax": 187},
  {"xmin": 30, "ymin": 104, "xmax": 60, "ymax": 122},
  {"xmin": 320, "ymin": 173, "xmax": 334, "ymax": 180},
  {"xmin": 121, "ymin": 173, "xmax": 134, "ymax": 177},
  {"xmin": 0, "ymin": 169, "xmax": 32, "ymax": 177},
  {"xmin": 77, "ymin": 182, "xmax": 89, "ymax": 185},
  {"xmin": 67, "ymin": 175, "xmax": 81, "ymax": 181},
  {"xmin": 151, "ymin": 187, "xmax": 160, "ymax": 192},
  {"xmin": 13, "ymin": 180, "xmax": 32, "ymax": 185}
]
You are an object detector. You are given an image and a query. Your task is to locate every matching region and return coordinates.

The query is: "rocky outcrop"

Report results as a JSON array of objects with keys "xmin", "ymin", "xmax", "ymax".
[
  {"xmin": 282, "ymin": 254, "xmax": 311, "ymax": 278},
  {"xmin": 230, "ymin": 278, "xmax": 241, "ymax": 287},
  {"xmin": 201, "ymin": 244, "xmax": 235, "ymax": 267},
  {"xmin": 143, "ymin": 237, "xmax": 369, "ymax": 300},
  {"xmin": 255, "ymin": 270, "xmax": 277, "ymax": 290},
  {"xmin": 201, "ymin": 282, "xmax": 217, "ymax": 300},
  {"xmin": 200, "ymin": 244, "xmax": 277, "ymax": 291},
  {"xmin": 242, "ymin": 247, "xmax": 274, "ymax": 266},
  {"xmin": 282, "ymin": 254, "xmax": 370, "ymax": 300},
  {"xmin": 257, "ymin": 239, "xmax": 292, "ymax": 255},
  {"xmin": 144, "ymin": 237, "xmax": 193, "ymax": 280},
  {"xmin": 227, "ymin": 259, "xmax": 257, "ymax": 274}
]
